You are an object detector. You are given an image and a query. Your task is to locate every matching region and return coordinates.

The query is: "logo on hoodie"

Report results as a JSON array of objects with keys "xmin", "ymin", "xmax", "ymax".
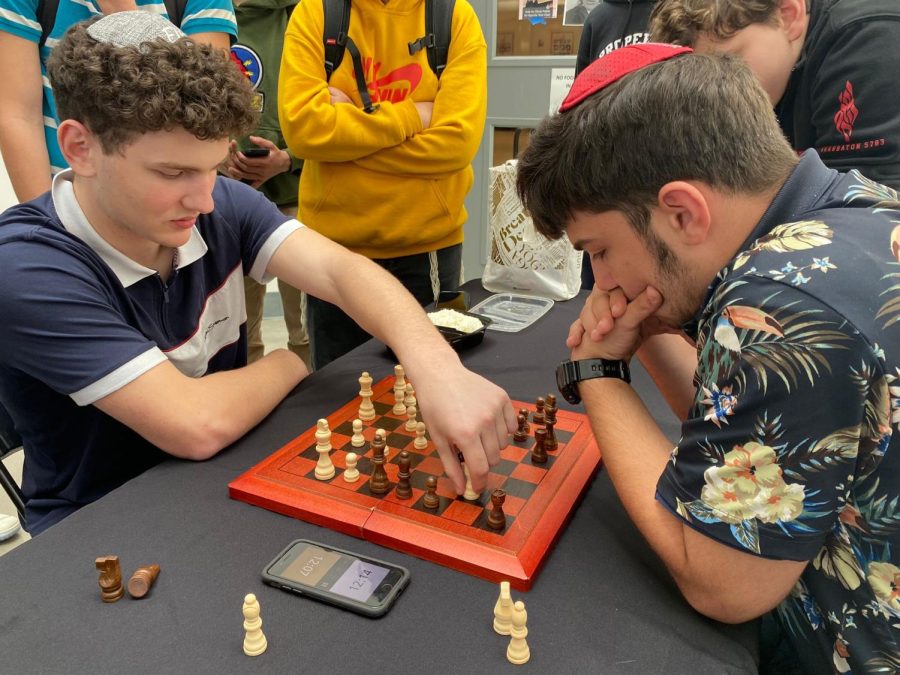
[
  {"xmin": 833, "ymin": 80, "xmax": 858, "ymax": 143},
  {"xmin": 357, "ymin": 58, "xmax": 423, "ymax": 104}
]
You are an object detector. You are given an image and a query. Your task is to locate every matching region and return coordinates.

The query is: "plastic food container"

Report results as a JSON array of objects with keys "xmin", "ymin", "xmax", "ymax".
[{"xmin": 469, "ymin": 294, "xmax": 555, "ymax": 332}]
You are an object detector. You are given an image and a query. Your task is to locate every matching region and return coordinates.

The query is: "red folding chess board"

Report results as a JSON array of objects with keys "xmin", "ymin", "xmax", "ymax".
[{"xmin": 229, "ymin": 376, "xmax": 602, "ymax": 590}]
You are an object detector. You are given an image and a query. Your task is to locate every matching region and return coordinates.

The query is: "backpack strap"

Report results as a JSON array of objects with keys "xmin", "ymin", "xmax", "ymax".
[
  {"xmin": 38, "ymin": 0, "xmax": 188, "ymax": 49},
  {"xmin": 407, "ymin": 0, "xmax": 455, "ymax": 78},
  {"xmin": 323, "ymin": 0, "xmax": 351, "ymax": 81}
]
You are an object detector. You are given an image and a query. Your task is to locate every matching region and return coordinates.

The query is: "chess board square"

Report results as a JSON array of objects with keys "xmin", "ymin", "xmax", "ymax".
[
  {"xmin": 403, "ymin": 441, "xmax": 432, "ymax": 456},
  {"xmin": 385, "ymin": 487, "xmax": 423, "ymax": 505},
  {"xmin": 471, "ymin": 509, "xmax": 515, "ymax": 534},
  {"xmin": 386, "ymin": 431, "xmax": 414, "ymax": 448},
  {"xmin": 501, "ymin": 477, "xmax": 538, "ymax": 500},
  {"xmin": 330, "ymin": 449, "xmax": 350, "ymax": 469},
  {"xmin": 388, "ymin": 452, "xmax": 426, "ymax": 471},
  {"xmin": 509, "ymin": 436, "xmax": 533, "ymax": 449},
  {"xmin": 441, "ymin": 500, "xmax": 482, "ymax": 525},
  {"xmin": 282, "ymin": 456, "xmax": 316, "ymax": 477},
  {"xmin": 414, "ymin": 455, "xmax": 445, "ymax": 477},
  {"xmin": 338, "ymin": 438, "xmax": 368, "ymax": 453},
  {"xmin": 333, "ymin": 472, "xmax": 367, "ymax": 491},
  {"xmin": 555, "ymin": 429, "xmax": 574, "ymax": 444},
  {"xmin": 411, "ymin": 493, "xmax": 451, "ymax": 516},
  {"xmin": 333, "ymin": 421, "xmax": 355, "ymax": 436},
  {"xmin": 511, "ymin": 463, "xmax": 548, "ymax": 484},
  {"xmin": 299, "ymin": 443, "xmax": 320, "ymax": 461},
  {"xmin": 501, "ymin": 445, "xmax": 530, "ymax": 463},
  {"xmin": 436, "ymin": 476, "xmax": 458, "ymax": 499},
  {"xmin": 503, "ymin": 493, "xmax": 527, "ymax": 517},
  {"xmin": 490, "ymin": 459, "xmax": 517, "ymax": 476},
  {"xmin": 486, "ymin": 472, "xmax": 508, "ymax": 492},
  {"xmin": 372, "ymin": 401, "xmax": 392, "ymax": 415},
  {"xmin": 358, "ymin": 480, "xmax": 395, "ymax": 498},
  {"xmin": 373, "ymin": 417, "xmax": 404, "ymax": 432}
]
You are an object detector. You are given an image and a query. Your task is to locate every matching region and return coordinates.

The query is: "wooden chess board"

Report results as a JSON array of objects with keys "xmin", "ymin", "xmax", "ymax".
[{"xmin": 229, "ymin": 376, "xmax": 602, "ymax": 590}]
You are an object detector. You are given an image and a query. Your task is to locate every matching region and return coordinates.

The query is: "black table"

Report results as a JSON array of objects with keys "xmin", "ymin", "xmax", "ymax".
[{"xmin": 0, "ymin": 284, "xmax": 759, "ymax": 673}]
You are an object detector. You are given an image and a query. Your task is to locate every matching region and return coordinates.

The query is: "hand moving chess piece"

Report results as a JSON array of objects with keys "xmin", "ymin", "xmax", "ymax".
[
  {"xmin": 242, "ymin": 593, "xmax": 267, "ymax": 656},
  {"xmin": 493, "ymin": 580, "xmax": 513, "ymax": 635},
  {"xmin": 506, "ymin": 600, "xmax": 530, "ymax": 665},
  {"xmin": 487, "ymin": 489, "xmax": 507, "ymax": 531},
  {"xmin": 315, "ymin": 418, "xmax": 335, "ymax": 480},
  {"xmin": 462, "ymin": 463, "xmax": 479, "ymax": 501},
  {"xmin": 127, "ymin": 564, "xmax": 160, "ymax": 599},
  {"xmin": 95, "ymin": 555, "xmax": 124, "ymax": 603}
]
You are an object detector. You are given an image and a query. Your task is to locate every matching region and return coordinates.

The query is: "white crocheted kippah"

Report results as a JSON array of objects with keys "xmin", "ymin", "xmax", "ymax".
[{"xmin": 85, "ymin": 10, "xmax": 185, "ymax": 48}]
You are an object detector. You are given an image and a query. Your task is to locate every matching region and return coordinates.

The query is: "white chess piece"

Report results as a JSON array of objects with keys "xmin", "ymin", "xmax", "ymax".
[
  {"xmin": 344, "ymin": 452, "xmax": 360, "ymax": 483},
  {"xmin": 493, "ymin": 581, "xmax": 513, "ymax": 635},
  {"xmin": 393, "ymin": 387, "xmax": 407, "ymax": 415},
  {"xmin": 358, "ymin": 372, "xmax": 375, "ymax": 421},
  {"xmin": 405, "ymin": 404, "xmax": 418, "ymax": 432},
  {"xmin": 351, "ymin": 419, "xmax": 366, "ymax": 448},
  {"xmin": 376, "ymin": 428, "xmax": 389, "ymax": 462},
  {"xmin": 506, "ymin": 600, "xmax": 530, "ymax": 665},
  {"xmin": 315, "ymin": 418, "xmax": 335, "ymax": 480},
  {"xmin": 462, "ymin": 463, "xmax": 479, "ymax": 501},
  {"xmin": 404, "ymin": 383, "xmax": 416, "ymax": 409},
  {"xmin": 242, "ymin": 593, "xmax": 268, "ymax": 657},
  {"xmin": 393, "ymin": 364, "xmax": 407, "ymax": 405},
  {"xmin": 414, "ymin": 422, "xmax": 428, "ymax": 450}
]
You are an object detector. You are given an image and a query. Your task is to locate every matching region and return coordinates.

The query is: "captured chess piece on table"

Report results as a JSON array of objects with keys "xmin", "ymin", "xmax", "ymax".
[
  {"xmin": 128, "ymin": 564, "xmax": 161, "ymax": 599},
  {"xmin": 493, "ymin": 580, "xmax": 513, "ymax": 635},
  {"xmin": 506, "ymin": 600, "xmax": 531, "ymax": 665},
  {"xmin": 242, "ymin": 593, "xmax": 268, "ymax": 656},
  {"xmin": 95, "ymin": 555, "xmax": 124, "ymax": 603}
]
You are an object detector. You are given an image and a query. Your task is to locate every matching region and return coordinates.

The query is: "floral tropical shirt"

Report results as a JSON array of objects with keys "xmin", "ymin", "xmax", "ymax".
[{"xmin": 657, "ymin": 152, "xmax": 900, "ymax": 674}]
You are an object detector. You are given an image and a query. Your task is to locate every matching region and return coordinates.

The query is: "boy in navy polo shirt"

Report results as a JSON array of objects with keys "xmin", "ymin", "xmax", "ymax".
[
  {"xmin": 517, "ymin": 45, "xmax": 900, "ymax": 673},
  {"xmin": 0, "ymin": 13, "xmax": 515, "ymax": 537}
]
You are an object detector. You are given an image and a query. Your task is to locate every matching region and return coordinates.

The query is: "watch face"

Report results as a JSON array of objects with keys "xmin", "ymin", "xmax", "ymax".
[{"xmin": 556, "ymin": 361, "xmax": 581, "ymax": 405}]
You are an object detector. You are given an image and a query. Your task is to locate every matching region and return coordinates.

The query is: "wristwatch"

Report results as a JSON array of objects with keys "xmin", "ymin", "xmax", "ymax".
[{"xmin": 556, "ymin": 358, "xmax": 631, "ymax": 405}]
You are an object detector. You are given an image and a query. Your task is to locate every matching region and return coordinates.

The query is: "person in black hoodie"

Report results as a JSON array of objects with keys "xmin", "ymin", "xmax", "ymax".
[
  {"xmin": 575, "ymin": 0, "xmax": 656, "ymax": 75},
  {"xmin": 651, "ymin": 0, "xmax": 900, "ymax": 191}
]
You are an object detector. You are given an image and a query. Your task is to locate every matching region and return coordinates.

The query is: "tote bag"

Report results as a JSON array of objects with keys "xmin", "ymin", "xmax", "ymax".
[{"xmin": 483, "ymin": 160, "xmax": 582, "ymax": 300}]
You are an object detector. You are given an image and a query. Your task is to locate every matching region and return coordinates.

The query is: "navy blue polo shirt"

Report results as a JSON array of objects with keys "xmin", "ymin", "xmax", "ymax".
[
  {"xmin": 0, "ymin": 171, "xmax": 300, "ymax": 536},
  {"xmin": 657, "ymin": 152, "xmax": 900, "ymax": 672}
]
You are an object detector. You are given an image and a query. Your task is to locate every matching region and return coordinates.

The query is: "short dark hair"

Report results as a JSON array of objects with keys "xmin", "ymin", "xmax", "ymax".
[
  {"xmin": 515, "ymin": 53, "xmax": 798, "ymax": 239},
  {"xmin": 650, "ymin": 0, "xmax": 802, "ymax": 45},
  {"xmin": 47, "ymin": 19, "xmax": 257, "ymax": 153}
]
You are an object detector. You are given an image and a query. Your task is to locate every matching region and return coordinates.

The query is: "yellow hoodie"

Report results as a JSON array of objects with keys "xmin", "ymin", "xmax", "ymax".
[{"xmin": 279, "ymin": 0, "xmax": 487, "ymax": 259}]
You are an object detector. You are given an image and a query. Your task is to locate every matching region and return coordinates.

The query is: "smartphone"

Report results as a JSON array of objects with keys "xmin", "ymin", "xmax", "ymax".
[
  {"xmin": 242, "ymin": 147, "xmax": 270, "ymax": 158},
  {"xmin": 262, "ymin": 539, "xmax": 410, "ymax": 617}
]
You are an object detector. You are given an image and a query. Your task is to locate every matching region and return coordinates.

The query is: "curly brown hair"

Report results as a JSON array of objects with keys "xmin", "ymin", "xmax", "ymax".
[
  {"xmin": 649, "ymin": 0, "xmax": 807, "ymax": 45},
  {"xmin": 47, "ymin": 18, "xmax": 258, "ymax": 153},
  {"xmin": 515, "ymin": 53, "xmax": 798, "ymax": 240}
]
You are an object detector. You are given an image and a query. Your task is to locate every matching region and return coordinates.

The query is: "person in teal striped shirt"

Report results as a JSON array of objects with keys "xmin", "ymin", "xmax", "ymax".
[{"xmin": 0, "ymin": 0, "xmax": 237, "ymax": 202}]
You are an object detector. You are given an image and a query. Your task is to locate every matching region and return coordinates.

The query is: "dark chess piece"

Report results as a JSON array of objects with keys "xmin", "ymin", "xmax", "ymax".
[
  {"xmin": 487, "ymin": 489, "xmax": 507, "ymax": 531},
  {"xmin": 532, "ymin": 428, "xmax": 548, "ymax": 464},
  {"xmin": 423, "ymin": 475, "xmax": 440, "ymax": 509},
  {"xmin": 395, "ymin": 451, "xmax": 412, "ymax": 500},
  {"xmin": 545, "ymin": 393, "xmax": 558, "ymax": 425},
  {"xmin": 544, "ymin": 418, "xmax": 558, "ymax": 452},
  {"xmin": 517, "ymin": 408, "xmax": 531, "ymax": 434},
  {"xmin": 533, "ymin": 397, "xmax": 545, "ymax": 426},
  {"xmin": 513, "ymin": 413, "xmax": 529, "ymax": 442},
  {"xmin": 95, "ymin": 555, "xmax": 124, "ymax": 603},
  {"xmin": 369, "ymin": 431, "xmax": 390, "ymax": 495}
]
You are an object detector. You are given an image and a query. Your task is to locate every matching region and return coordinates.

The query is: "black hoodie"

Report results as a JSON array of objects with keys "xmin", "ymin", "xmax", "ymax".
[{"xmin": 575, "ymin": 0, "xmax": 656, "ymax": 75}]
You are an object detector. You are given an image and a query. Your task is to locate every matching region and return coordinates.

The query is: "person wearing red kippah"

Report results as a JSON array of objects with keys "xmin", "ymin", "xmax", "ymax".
[
  {"xmin": 518, "ymin": 46, "xmax": 900, "ymax": 674},
  {"xmin": 650, "ymin": 0, "xmax": 900, "ymax": 192}
]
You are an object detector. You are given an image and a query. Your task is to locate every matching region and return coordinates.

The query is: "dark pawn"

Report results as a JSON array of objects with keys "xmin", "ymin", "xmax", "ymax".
[
  {"xmin": 544, "ymin": 418, "xmax": 558, "ymax": 452},
  {"xmin": 533, "ymin": 397, "xmax": 546, "ymax": 426},
  {"xmin": 369, "ymin": 432, "xmax": 390, "ymax": 495},
  {"xmin": 532, "ymin": 428, "xmax": 548, "ymax": 464},
  {"xmin": 545, "ymin": 393, "xmax": 558, "ymax": 425},
  {"xmin": 395, "ymin": 451, "xmax": 412, "ymax": 500},
  {"xmin": 517, "ymin": 408, "xmax": 531, "ymax": 434},
  {"xmin": 487, "ymin": 489, "xmax": 507, "ymax": 531},
  {"xmin": 513, "ymin": 413, "xmax": 529, "ymax": 442},
  {"xmin": 423, "ymin": 475, "xmax": 440, "ymax": 509}
]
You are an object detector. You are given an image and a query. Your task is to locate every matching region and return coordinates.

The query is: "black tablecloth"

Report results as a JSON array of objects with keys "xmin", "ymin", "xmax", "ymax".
[{"xmin": 0, "ymin": 283, "xmax": 759, "ymax": 673}]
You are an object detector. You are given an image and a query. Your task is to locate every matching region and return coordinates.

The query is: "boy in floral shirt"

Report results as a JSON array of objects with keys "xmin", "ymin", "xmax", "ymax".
[{"xmin": 517, "ymin": 44, "xmax": 900, "ymax": 673}]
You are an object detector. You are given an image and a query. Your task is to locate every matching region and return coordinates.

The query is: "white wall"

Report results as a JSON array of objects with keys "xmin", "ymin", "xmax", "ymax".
[{"xmin": 0, "ymin": 151, "xmax": 17, "ymax": 211}]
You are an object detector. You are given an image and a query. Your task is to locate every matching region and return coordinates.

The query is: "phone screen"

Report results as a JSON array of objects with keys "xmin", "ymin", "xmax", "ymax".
[{"xmin": 265, "ymin": 541, "xmax": 408, "ymax": 613}]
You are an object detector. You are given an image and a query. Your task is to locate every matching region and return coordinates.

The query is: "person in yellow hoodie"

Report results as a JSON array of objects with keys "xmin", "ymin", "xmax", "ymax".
[{"xmin": 279, "ymin": 0, "xmax": 487, "ymax": 369}]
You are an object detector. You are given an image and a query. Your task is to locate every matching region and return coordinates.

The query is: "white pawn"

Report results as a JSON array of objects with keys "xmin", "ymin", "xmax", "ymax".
[
  {"xmin": 315, "ymin": 418, "xmax": 335, "ymax": 480},
  {"xmin": 376, "ymin": 428, "xmax": 390, "ymax": 462},
  {"xmin": 405, "ymin": 404, "xmax": 418, "ymax": 432},
  {"xmin": 404, "ymin": 383, "xmax": 416, "ymax": 409},
  {"xmin": 493, "ymin": 581, "xmax": 513, "ymax": 635},
  {"xmin": 358, "ymin": 371, "xmax": 375, "ymax": 421},
  {"xmin": 414, "ymin": 421, "xmax": 428, "ymax": 450},
  {"xmin": 242, "ymin": 593, "xmax": 267, "ymax": 657},
  {"xmin": 344, "ymin": 452, "xmax": 360, "ymax": 483},
  {"xmin": 462, "ymin": 463, "xmax": 479, "ymax": 501},
  {"xmin": 506, "ymin": 600, "xmax": 530, "ymax": 665},
  {"xmin": 393, "ymin": 387, "xmax": 407, "ymax": 416},
  {"xmin": 351, "ymin": 419, "xmax": 365, "ymax": 448}
]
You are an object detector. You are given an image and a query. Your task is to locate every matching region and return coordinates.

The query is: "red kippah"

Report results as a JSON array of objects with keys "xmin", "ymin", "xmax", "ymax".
[{"xmin": 559, "ymin": 43, "xmax": 694, "ymax": 112}]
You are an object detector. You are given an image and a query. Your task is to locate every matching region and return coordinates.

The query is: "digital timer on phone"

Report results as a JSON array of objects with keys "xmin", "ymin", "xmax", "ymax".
[{"xmin": 262, "ymin": 539, "xmax": 410, "ymax": 617}]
